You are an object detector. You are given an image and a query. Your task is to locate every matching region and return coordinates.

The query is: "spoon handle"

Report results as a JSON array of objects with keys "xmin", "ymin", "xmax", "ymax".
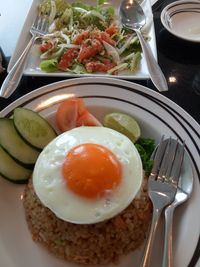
[
  {"xmin": 0, "ymin": 36, "xmax": 35, "ymax": 99},
  {"xmin": 162, "ymin": 190, "xmax": 187, "ymax": 267},
  {"xmin": 134, "ymin": 29, "xmax": 168, "ymax": 92}
]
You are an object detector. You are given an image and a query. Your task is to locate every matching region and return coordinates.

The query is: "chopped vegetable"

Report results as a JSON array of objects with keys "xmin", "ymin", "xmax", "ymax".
[
  {"xmin": 68, "ymin": 62, "xmax": 87, "ymax": 74},
  {"xmin": 102, "ymin": 41, "xmax": 120, "ymax": 64},
  {"xmin": 130, "ymin": 52, "xmax": 142, "ymax": 72},
  {"xmin": 57, "ymin": 48, "xmax": 78, "ymax": 70},
  {"xmin": 40, "ymin": 58, "xmax": 58, "ymax": 72},
  {"xmin": 107, "ymin": 63, "xmax": 128, "ymax": 74}
]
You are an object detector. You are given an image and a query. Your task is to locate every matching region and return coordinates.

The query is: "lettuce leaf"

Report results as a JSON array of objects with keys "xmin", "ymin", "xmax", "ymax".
[
  {"xmin": 40, "ymin": 58, "xmax": 58, "ymax": 72},
  {"xmin": 70, "ymin": 63, "xmax": 87, "ymax": 74}
]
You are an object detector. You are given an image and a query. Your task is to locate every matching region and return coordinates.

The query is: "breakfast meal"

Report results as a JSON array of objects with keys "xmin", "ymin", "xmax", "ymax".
[
  {"xmin": 37, "ymin": 0, "xmax": 149, "ymax": 75},
  {"xmin": 0, "ymin": 97, "xmax": 155, "ymax": 265}
]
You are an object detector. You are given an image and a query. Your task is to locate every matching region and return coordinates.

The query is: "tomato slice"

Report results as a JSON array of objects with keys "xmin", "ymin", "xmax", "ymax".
[
  {"xmin": 56, "ymin": 98, "xmax": 101, "ymax": 132},
  {"xmin": 77, "ymin": 111, "xmax": 102, "ymax": 127},
  {"xmin": 56, "ymin": 98, "xmax": 86, "ymax": 132}
]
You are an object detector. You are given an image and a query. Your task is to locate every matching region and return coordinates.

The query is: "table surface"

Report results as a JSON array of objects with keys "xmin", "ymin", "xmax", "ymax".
[{"xmin": 0, "ymin": 0, "xmax": 200, "ymax": 266}]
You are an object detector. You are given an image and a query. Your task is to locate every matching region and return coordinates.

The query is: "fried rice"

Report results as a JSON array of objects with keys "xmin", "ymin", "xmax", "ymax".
[{"xmin": 23, "ymin": 177, "xmax": 152, "ymax": 265}]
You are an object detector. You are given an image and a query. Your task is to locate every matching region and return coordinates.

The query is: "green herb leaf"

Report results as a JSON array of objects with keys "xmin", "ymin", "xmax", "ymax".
[
  {"xmin": 135, "ymin": 138, "xmax": 155, "ymax": 176},
  {"xmin": 97, "ymin": 0, "xmax": 105, "ymax": 5},
  {"xmin": 70, "ymin": 63, "xmax": 87, "ymax": 74},
  {"xmin": 40, "ymin": 59, "xmax": 58, "ymax": 72}
]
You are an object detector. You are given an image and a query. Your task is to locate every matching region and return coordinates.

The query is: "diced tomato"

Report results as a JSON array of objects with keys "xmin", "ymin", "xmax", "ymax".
[
  {"xmin": 58, "ymin": 48, "xmax": 79, "ymax": 71},
  {"xmin": 73, "ymin": 31, "xmax": 89, "ymax": 45},
  {"xmin": 78, "ymin": 39, "xmax": 103, "ymax": 62},
  {"xmin": 101, "ymin": 32, "xmax": 116, "ymax": 46},
  {"xmin": 77, "ymin": 111, "xmax": 102, "ymax": 127},
  {"xmin": 105, "ymin": 24, "xmax": 118, "ymax": 36},
  {"xmin": 91, "ymin": 31, "xmax": 116, "ymax": 46},
  {"xmin": 40, "ymin": 41, "xmax": 53, "ymax": 53},
  {"xmin": 86, "ymin": 61, "xmax": 116, "ymax": 73},
  {"xmin": 56, "ymin": 98, "xmax": 86, "ymax": 132}
]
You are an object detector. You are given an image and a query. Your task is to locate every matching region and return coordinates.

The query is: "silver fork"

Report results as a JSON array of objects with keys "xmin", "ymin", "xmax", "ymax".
[
  {"xmin": 140, "ymin": 137, "xmax": 185, "ymax": 267},
  {"xmin": 162, "ymin": 150, "xmax": 193, "ymax": 267},
  {"xmin": 0, "ymin": 15, "xmax": 48, "ymax": 99}
]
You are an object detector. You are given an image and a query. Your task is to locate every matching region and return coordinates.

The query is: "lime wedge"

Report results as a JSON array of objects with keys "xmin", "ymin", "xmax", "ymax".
[{"xmin": 103, "ymin": 112, "xmax": 141, "ymax": 143}]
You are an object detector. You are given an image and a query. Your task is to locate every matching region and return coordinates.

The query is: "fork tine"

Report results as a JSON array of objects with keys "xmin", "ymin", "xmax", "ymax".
[
  {"xmin": 157, "ymin": 138, "xmax": 171, "ymax": 181},
  {"xmin": 150, "ymin": 136, "xmax": 167, "ymax": 178},
  {"xmin": 36, "ymin": 17, "xmax": 43, "ymax": 30},
  {"xmin": 158, "ymin": 138, "xmax": 178, "ymax": 182},
  {"xmin": 170, "ymin": 141, "xmax": 185, "ymax": 184},
  {"xmin": 32, "ymin": 15, "xmax": 40, "ymax": 28},
  {"xmin": 40, "ymin": 16, "xmax": 48, "ymax": 32},
  {"xmin": 43, "ymin": 17, "xmax": 49, "ymax": 33},
  {"xmin": 164, "ymin": 139, "xmax": 178, "ymax": 179},
  {"xmin": 31, "ymin": 15, "xmax": 49, "ymax": 35}
]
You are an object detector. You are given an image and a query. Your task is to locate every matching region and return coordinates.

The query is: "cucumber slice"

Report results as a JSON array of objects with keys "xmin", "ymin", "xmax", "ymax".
[
  {"xmin": 0, "ymin": 118, "xmax": 40, "ymax": 168},
  {"xmin": 13, "ymin": 108, "xmax": 57, "ymax": 150},
  {"xmin": 0, "ymin": 146, "xmax": 32, "ymax": 183}
]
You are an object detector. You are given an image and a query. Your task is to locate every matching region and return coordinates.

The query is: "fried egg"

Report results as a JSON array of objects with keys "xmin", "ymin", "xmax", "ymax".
[{"xmin": 33, "ymin": 126, "xmax": 143, "ymax": 224}]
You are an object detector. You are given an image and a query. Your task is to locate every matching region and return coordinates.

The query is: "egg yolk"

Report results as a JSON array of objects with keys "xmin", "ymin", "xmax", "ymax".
[{"xmin": 62, "ymin": 143, "xmax": 122, "ymax": 198}]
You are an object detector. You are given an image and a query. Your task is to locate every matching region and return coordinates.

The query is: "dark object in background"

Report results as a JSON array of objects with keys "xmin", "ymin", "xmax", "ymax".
[
  {"xmin": 0, "ymin": 47, "xmax": 7, "ymax": 86},
  {"xmin": 0, "ymin": 47, "xmax": 5, "ymax": 74}
]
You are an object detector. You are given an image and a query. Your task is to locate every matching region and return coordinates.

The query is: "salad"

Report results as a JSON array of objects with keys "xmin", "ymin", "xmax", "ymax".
[{"xmin": 38, "ymin": 0, "xmax": 149, "ymax": 75}]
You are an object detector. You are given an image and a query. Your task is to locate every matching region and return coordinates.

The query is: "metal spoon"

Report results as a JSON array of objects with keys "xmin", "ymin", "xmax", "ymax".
[
  {"xmin": 162, "ymin": 152, "xmax": 194, "ymax": 267},
  {"xmin": 119, "ymin": 0, "xmax": 168, "ymax": 92}
]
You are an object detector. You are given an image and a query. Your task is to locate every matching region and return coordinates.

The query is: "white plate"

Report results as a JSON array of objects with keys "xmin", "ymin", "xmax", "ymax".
[
  {"xmin": 0, "ymin": 77, "xmax": 200, "ymax": 267},
  {"xmin": 161, "ymin": 0, "xmax": 200, "ymax": 42},
  {"xmin": 7, "ymin": 0, "xmax": 156, "ymax": 80}
]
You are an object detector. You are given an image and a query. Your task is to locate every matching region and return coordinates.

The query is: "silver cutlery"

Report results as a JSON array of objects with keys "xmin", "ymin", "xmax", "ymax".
[
  {"xmin": 0, "ymin": 15, "xmax": 48, "ymax": 99},
  {"xmin": 140, "ymin": 137, "xmax": 185, "ymax": 267},
  {"xmin": 119, "ymin": 0, "xmax": 168, "ymax": 92},
  {"xmin": 162, "ymin": 152, "xmax": 193, "ymax": 267}
]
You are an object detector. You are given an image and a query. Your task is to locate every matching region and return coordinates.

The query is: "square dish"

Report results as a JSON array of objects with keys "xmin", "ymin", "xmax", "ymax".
[{"xmin": 7, "ymin": 0, "xmax": 156, "ymax": 79}]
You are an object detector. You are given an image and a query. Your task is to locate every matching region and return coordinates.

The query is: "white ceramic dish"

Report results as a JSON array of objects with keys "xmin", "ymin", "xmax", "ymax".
[
  {"xmin": 0, "ymin": 77, "xmax": 200, "ymax": 267},
  {"xmin": 7, "ymin": 0, "xmax": 156, "ymax": 80},
  {"xmin": 161, "ymin": 0, "xmax": 200, "ymax": 42}
]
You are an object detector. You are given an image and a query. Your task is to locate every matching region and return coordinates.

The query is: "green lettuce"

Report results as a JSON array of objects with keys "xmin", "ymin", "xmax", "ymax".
[{"xmin": 40, "ymin": 59, "xmax": 58, "ymax": 72}]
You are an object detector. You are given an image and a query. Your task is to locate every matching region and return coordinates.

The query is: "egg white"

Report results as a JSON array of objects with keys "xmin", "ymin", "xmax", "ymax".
[{"xmin": 33, "ymin": 126, "xmax": 143, "ymax": 224}]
